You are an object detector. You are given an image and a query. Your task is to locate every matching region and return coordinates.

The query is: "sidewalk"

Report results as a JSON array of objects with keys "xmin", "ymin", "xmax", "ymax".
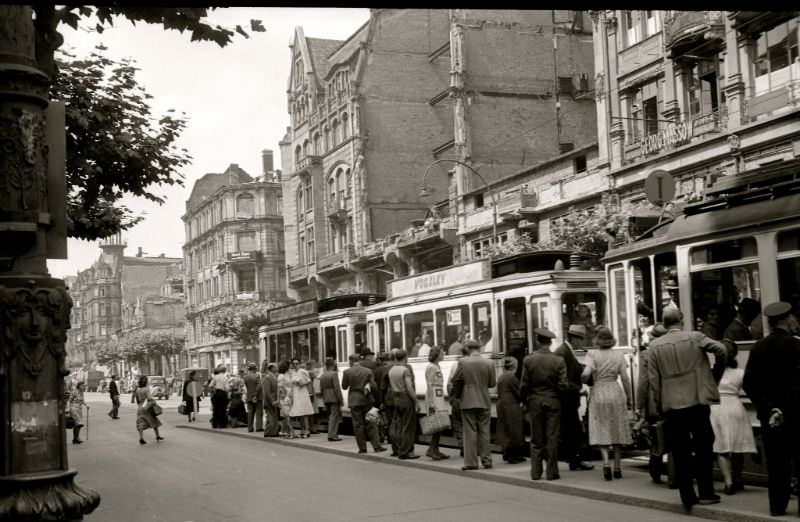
[{"xmin": 175, "ymin": 421, "xmax": 794, "ymax": 522}]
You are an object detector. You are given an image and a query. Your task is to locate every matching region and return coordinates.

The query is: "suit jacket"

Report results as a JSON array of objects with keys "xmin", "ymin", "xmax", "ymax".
[
  {"xmin": 646, "ymin": 328, "xmax": 726, "ymax": 414},
  {"xmin": 636, "ymin": 349, "xmax": 657, "ymax": 417},
  {"xmin": 450, "ymin": 353, "xmax": 495, "ymax": 409},
  {"xmin": 319, "ymin": 370, "xmax": 343, "ymax": 404},
  {"xmin": 520, "ymin": 349, "xmax": 568, "ymax": 400},
  {"xmin": 359, "ymin": 359, "xmax": 378, "ymax": 371},
  {"xmin": 743, "ymin": 328, "xmax": 800, "ymax": 421},
  {"xmin": 261, "ymin": 372, "xmax": 278, "ymax": 406},
  {"xmin": 341, "ymin": 364, "xmax": 377, "ymax": 408},
  {"xmin": 109, "ymin": 380, "xmax": 119, "ymax": 398},
  {"xmin": 243, "ymin": 373, "xmax": 262, "ymax": 402},
  {"xmin": 553, "ymin": 342, "xmax": 583, "ymax": 400}
]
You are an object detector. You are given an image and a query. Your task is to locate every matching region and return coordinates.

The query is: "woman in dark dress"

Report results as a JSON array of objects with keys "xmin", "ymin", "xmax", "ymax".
[
  {"xmin": 496, "ymin": 356, "xmax": 526, "ymax": 463},
  {"xmin": 182, "ymin": 371, "xmax": 201, "ymax": 422}
]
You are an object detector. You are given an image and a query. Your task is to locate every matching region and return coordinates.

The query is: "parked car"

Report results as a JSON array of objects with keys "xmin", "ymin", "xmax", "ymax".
[{"xmin": 148, "ymin": 376, "xmax": 170, "ymax": 400}]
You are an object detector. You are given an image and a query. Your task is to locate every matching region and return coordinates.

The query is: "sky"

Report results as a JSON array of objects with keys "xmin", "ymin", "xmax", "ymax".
[{"xmin": 47, "ymin": 7, "xmax": 370, "ymax": 278}]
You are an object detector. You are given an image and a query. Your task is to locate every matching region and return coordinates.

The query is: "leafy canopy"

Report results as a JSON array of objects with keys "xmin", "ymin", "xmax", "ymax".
[
  {"xmin": 207, "ymin": 301, "xmax": 277, "ymax": 349},
  {"xmin": 95, "ymin": 330, "xmax": 185, "ymax": 366}
]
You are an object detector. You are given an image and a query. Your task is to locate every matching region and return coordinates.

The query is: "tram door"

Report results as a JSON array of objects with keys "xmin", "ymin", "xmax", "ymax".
[{"xmin": 503, "ymin": 297, "xmax": 528, "ymax": 376}]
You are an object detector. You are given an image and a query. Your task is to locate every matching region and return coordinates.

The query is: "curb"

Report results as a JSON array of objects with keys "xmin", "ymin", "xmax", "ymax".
[{"xmin": 175, "ymin": 424, "xmax": 777, "ymax": 522}]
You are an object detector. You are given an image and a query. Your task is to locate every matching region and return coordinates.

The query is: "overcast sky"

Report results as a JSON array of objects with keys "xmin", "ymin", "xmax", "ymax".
[{"xmin": 47, "ymin": 7, "xmax": 370, "ymax": 279}]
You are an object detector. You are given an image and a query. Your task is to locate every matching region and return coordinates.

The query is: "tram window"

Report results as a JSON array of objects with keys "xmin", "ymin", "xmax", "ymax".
[
  {"xmin": 268, "ymin": 335, "xmax": 278, "ymax": 363},
  {"xmin": 778, "ymin": 228, "xmax": 800, "ymax": 253},
  {"xmin": 337, "ymin": 327, "xmax": 348, "ymax": 361},
  {"xmin": 405, "ymin": 311, "xmax": 434, "ymax": 355},
  {"xmin": 777, "ymin": 257, "xmax": 800, "ymax": 335},
  {"xmin": 691, "ymin": 263, "xmax": 760, "ymax": 341},
  {"xmin": 389, "ymin": 316, "xmax": 403, "ymax": 349},
  {"xmin": 354, "ymin": 323, "xmax": 367, "ymax": 353},
  {"xmin": 562, "ymin": 292, "xmax": 604, "ymax": 338},
  {"xmin": 611, "ymin": 267, "xmax": 629, "ymax": 347},
  {"xmin": 472, "ymin": 301, "xmax": 491, "ymax": 346},
  {"xmin": 277, "ymin": 332, "xmax": 292, "ymax": 362},
  {"xmin": 691, "ymin": 238, "xmax": 757, "ymax": 266},
  {"xmin": 435, "ymin": 305, "xmax": 469, "ymax": 353},
  {"xmin": 504, "ymin": 298, "xmax": 527, "ymax": 360},
  {"xmin": 309, "ymin": 328, "xmax": 319, "ymax": 361},
  {"xmin": 323, "ymin": 326, "xmax": 336, "ymax": 360},
  {"xmin": 654, "ymin": 253, "xmax": 678, "ymax": 321},
  {"xmin": 376, "ymin": 319, "xmax": 387, "ymax": 353},
  {"xmin": 293, "ymin": 330, "xmax": 310, "ymax": 362}
]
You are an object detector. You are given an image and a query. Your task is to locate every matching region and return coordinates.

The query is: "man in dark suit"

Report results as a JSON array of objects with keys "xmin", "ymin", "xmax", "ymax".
[
  {"xmin": 743, "ymin": 301, "xmax": 800, "ymax": 517},
  {"xmin": 554, "ymin": 324, "xmax": 593, "ymax": 471},
  {"xmin": 521, "ymin": 328, "xmax": 568, "ymax": 481},
  {"xmin": 319, "ymin": 357, "xmax": 344, "ymax": 441},
  {"xmin": 243, "ymin": 364, "xmax": 263, "ymax": 432},
  {"xmin": 342, "ymin": 354, "xmax": 386, "ymax": 454},
  {"xmin": 261, "ymin": 363, "xmax": 280, "ymax": 437},
  {"xmin": 107, "ymin": 374, "xmax": 120, "ymax": 419},
  {"xmin": 359, "ymin": 348, "xmax": 379, "ymax": 371},
  {"xmin": 450, "ymin": 340, "xmax": 496, "ymax": 470},
  {"xmin": 647, "ymin": 308, "xmax": 726, "ymax": 511}
]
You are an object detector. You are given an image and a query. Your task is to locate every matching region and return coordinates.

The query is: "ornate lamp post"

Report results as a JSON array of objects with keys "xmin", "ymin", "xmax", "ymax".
[
  {"xmin": 419, "ymin": 158, "xmax": 497, "ymax": 245},
  {"xmin": 0, "ymin": 6, "xmax": 100, "ymax": 520}
]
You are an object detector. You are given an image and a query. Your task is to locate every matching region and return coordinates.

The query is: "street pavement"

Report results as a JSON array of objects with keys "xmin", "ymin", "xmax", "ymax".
[{"xmin": 70, "ymin": 393, "xmax": 788, "ymax": 522}]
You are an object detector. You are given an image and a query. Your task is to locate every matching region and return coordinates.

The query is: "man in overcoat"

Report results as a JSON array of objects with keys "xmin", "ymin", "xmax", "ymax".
[
  {"xmin": 260, "ymin": 363, "xmax": 280, "ymax": 437},
  {"xmin": 743, "ymin": 301, "xmax": 800, "ymax": 517},
  {"xmin": 554, "ymin": 324, "xmax": 593, "ymax": 471},
  {"xmin": 450, "ymin": 340, "xmax": 495, "ymax": 470},
  {"xmin": 243, "ymin": 364, "xmax": 263, "ymax": 432},
  {"xmin": 319, "ymin": 357, "xmax": 344, "ymax": 441},
  {"xmin": 342, "ymin": 354, "xmax": 386, "ymax": 454}
]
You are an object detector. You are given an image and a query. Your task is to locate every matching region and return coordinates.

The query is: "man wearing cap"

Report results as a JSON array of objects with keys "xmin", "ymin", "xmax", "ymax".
[
  {"xmin": 359, "ymin": 348, "xmax": 378, "ymax": 371},
  {"xmin": 243, "ymin": 364, "xmax": 263, "ymax": 432},
  {"xmin": 449, "ymin": 340, "xmax": 496, "ymax": 470},
  {"xmin": 743, "ymin": 301, "xmax": 800, "ymax": 517},
  {"xmin": 521, "ymin": 327, "xmax": 569, "ymax": 480},
  {"xmin": 646, "ymin": 308, "xmax": 727, "ymax": 510},
  {"xmin": 554, "ymin": 325, "xmax": 594, "ymax": 471}
]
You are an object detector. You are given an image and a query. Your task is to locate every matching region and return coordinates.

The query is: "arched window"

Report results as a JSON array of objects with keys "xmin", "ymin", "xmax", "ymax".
[
  {"xmin": 341, "ymin": 112, "xmax": 349, "ymax": 140},
  {"xmin": 236, "ymin": 193, "xmax": 254, "ymax": 217},
  {"xmin": 313, "ymin": 133, "xmax": 321, "ymax": 155},
  {"xmin": 303, "ymin": 139, "xmax": 310, "ymax": 157},
  {"xmin": 304, "ymin": 180, "xmax": 313, "ymax": 211},
  {"xmin": 294, "ymin": 145, "xmax": 302, "ymax": 165},
  {"xmin": 323, "ymin": 127, "xmax": 330, "ymax": 151},
  {"xmin": 331, "ymin": 119, "xmax": 340, "ymax": 146},
  {"xmin": 328, "ymin": 176, "xmax": 336, "ymax": 207},
  {"xmin": 336, "ymin": 168, "xmax": 345, "ymax": 201},
  {"xmin": 345, "ymin": 168, "xmax": 352, "ymax": 197}
]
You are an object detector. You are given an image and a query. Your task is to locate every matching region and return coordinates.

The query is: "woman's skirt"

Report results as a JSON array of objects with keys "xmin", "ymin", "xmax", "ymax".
[
  {"xmin": 69, "ymin": 402, "xmax": 84, "ymax": 426},
  {"xmin": 588, "ymin": 381, "xmax": 632, "ymax": 446},
  {"xmin": 136, "ymin": 408, "xmax": 162, "ymax": 431},
  {"xmin": 710, "ymin": 395, "xmax": 757, "ymax": 454},
  {"xmin": 289, "ymin": 385, "xmax": 314, "ymax": 417}
]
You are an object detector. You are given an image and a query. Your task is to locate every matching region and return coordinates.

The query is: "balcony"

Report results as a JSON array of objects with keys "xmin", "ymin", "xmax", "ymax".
[
  {"xmin": 287, "ymin": 264, "xmax": 307, "ymax": 285},
  {"xmin": 326, "ymin": 196, "xmax": 351, "ymax": 220},
  {"xmin": 664, "ymin": 11, "xmax": 724, "ymax": 59},
  {"xmin": 618, "ymin": 32, "xmax": 663, "ymax": 77},
  {"xmin": 291, "ymin": 155, "xmax": 322, "ymax": 177},
  {"xmin": 317, "ymin": 250, "xmax": 348, "ymax": 277},
  {"xmin": 743, "ymin": 80, "xmax": 800, "ymax": 123},
  {"xmin": 226, "ymin": 251, "xmax": 259, "ymax": 264},
  {"xmin": 690, "ymin": 105, "xmax": 727, "ymax": 137},
  {"xmin": 396, "ymin": 220, "xmax": 457, "ymax": 252}
]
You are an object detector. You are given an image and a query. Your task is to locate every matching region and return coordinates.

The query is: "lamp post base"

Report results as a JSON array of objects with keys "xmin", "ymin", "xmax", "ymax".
[{"xmin": 0, "ymin": 469, "xmax": 100, "ymax": 521}]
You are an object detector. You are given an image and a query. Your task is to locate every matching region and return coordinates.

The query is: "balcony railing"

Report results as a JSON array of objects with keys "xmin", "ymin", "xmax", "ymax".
[
  {"xmin": 690, "ymin": 105, "xmax": 727, "ymax": 136},
  {"xmin": 326, "ymin": 196, "xmax": 351, "ymax": 219},
  {"xmin": 743, "ymin": 80, "xmax": 800, "ymax": 123},
  {"xmin": 287, "ymin": 264, "xmax": 307, "ymax": 282},
  {"xmin": 293, "ymin": 155, "xmax": 322, "ymax": 176},
  {"xmin": 317, "ymin": 251, "xmax": 344, "ymax": 270}
]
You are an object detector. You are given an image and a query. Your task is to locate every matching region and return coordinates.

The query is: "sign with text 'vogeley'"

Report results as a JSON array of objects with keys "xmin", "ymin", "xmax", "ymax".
[
  {"xmin": 389, "ymin": 260, "xmax": 490, "ymax": 299},
  {"xmin": 268, "ymin": 299, "xmax": 317, "ymax": 324}
]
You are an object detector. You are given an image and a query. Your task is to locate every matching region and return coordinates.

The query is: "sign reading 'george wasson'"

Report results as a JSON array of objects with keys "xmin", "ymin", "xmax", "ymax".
[{"xmin": 641, "ymin": 120, "xmax": 693, "ymax": 156}]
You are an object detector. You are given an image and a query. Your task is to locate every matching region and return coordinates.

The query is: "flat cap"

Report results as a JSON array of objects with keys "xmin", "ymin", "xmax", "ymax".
[
  {"xmin": 650, "ymin": 324, "xmax": 668, "ymax": 338},
  {"xmin": 534, "ymin": 327, "xmax": 556, "ymax": 339},
  {"xmin": 763, "ymin": 301, "xmax": 792, "ymax": 318},
  {"xmin": 464, "ymin": 340, "xmax": 481, "ymax": 350}
]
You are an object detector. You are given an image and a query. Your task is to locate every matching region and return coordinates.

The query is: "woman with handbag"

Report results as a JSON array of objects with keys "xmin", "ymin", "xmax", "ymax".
[
  {"xmin": 496, "ymin": 357, "xmax": 526, "ymax": 464},
  {"xmin": 424, "ymin": 346, "xmax": 450, "ymax": 460},
  {"xmin": 133, "ymin": 375, "xmax": 163, "ymax": 445},
  {"xmin": 68, "ymin": 382, "xmax": 87, "ymax": 444}
]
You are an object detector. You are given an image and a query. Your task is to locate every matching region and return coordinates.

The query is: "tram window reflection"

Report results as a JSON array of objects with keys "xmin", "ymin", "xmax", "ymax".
[
  {"xmin": 562, "ymin": 292, "xmax": 604, "ymax": 339},
  {"xmin": 691, "ymin": 263, "xmax": 761, "ymax": 342},
  {"xmin": 323, "ymin": 326, "xmax": 336, "ymax": 360},
  {"xmin": 435, "ymin": 305, "xmax": 469, "ymax": 353},
  {"xmin": 389, "ymin": 316, "xmax": 402, "ymax": 349},
  {"xmin": 405, "ymin": 311, "xmax": 433, "ymax": 357}
]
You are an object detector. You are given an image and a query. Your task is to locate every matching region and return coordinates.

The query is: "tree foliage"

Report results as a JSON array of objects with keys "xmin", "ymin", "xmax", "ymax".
[
  {"xmin": 207, "ymin": 301, "xmax": 276, "ymax": 349},
  {"xmin": 51, "ymin": 47, "xmax": 192, "ymax": 239},
  {"xmin": 95, "ymin": 330, "xmax": 184, "ymax": 366}
]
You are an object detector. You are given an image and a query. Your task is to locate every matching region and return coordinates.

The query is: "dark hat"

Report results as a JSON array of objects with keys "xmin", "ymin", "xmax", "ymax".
[
  {"xmin": 737, "ymin": 297, "xmax": 761, "ymax": 314},
  {"xmin": 650, "ymin": 324, "xmax": 668, "ymax": 338},
  {"xmin": 763, "ymin": 301, "xmax": 792, "ymax": 319},
  {"xmin": 566, "ymin": 324, "xmax": 588, "ymax": 339},
  {"xmin": 534, "ymin": 327, "xmax": 556, "ymax": 339},
  {"xmin": 360, "ymin": 348, "xmax": 375, "ymax": 356},
  {"xmin": 594, "ymin": 326, "xmax": 616, "ymax": 349},
  {"xmin": 464, "ymin": 340, "xmax": 481, "ymax": 350}
]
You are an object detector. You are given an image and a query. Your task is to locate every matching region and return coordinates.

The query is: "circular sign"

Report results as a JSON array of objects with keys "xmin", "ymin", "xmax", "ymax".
[
  {"xmin": 644, "ymin": 170, "xmax": 675, "ymax": 205},
  {"xmin": 186, "ymin": 381, "xmax": 203, "ymax": 398}
]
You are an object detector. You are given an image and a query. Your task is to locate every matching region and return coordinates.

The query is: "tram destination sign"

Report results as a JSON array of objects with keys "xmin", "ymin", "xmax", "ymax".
[
  {"xmin": 268, "ymin": 299, "xmax": 317, "ymax": 324},
  {"xmin": 389, "ymin": 260, "xmax": 490, "ymax": 299}
]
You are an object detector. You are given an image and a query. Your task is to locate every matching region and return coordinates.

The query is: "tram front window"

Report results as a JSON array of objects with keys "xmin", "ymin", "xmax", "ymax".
[
  {"xmin": 562, "ymin": 292, "xmax": 604, "ymax": 341},
  {"xmin": 610, "ymin": 267, "xmax": 629, "ymax": 347},
  {"xmin": 389, "ymin": 316, "xmax": 402, "ymax": 349},
  {"xmin": 375, "ymin": 319, "xmax": 387, "ymax": 353},
  {"xmin": 777, "ymin": 228, "xmax": 800, "ymax": 335},
  {"xmin": 504, "ymin": 297, "xmax": 527, "ymax": 363},
  {"xmin": 354, "ymin": 323, "xmax": 367, "ymax": 353},
  {"xmin": 268, "ymin": 335, "xmax": 278, "ymax": 363},
  {"xmin": 435, "ymin": 305, "xmax": 469, "ymax": 354},
  {"xmin": 309, "ymin": 328, "xmax": 319, "ymax": 360},
  {"xmin": 405, "ymin": 311, "xmax": 433, "ymax": 357},
  {"xmin": 323, "ymin": 326, "xmax": 336, "ymax": 360}
]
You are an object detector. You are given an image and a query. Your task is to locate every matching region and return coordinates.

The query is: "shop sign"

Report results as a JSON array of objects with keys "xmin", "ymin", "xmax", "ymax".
[
  {"xmin": 641, "ymin": 120, "xmax": 693, "ymax": 156},
  {"xmin": 389, "ymin": 260, "xmax": 489, "ymax": 298},
  {"xmin": 268, "ymin": 299, "xmax": 317, "ymax": 323}
]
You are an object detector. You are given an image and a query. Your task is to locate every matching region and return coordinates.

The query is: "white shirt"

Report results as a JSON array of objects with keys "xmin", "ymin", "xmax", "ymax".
[
  {"xmin": 211, "ymin": 373, "xmax": 229, "ymax": 391},
  {"xmin": 417, "ymin": 343, "xmax": 432, "ymax": 358}
]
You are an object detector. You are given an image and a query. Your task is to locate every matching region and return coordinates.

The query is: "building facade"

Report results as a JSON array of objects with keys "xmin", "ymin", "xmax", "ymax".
[
  {"xmin": 281, "ymin": 9, "xmax": 597, "ymax": 301},
  {"xmin": 182, "ymin": 156, "xmax": 288, "ymax": 372}
]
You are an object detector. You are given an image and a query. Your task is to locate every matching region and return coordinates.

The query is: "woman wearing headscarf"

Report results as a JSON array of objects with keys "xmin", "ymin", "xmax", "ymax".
[
  {"xmin": 424, "ymin": 346, "xmax": 450, "ymax": 460},
  {"xmin": 496, "ymin": 356, "xmax": 526, "ymax": 464},
  {"xmin": 582, "ymin": 326, "xmax": 632, "ymax": 480},
  {"xmin": 133, "ymin": 375, "xmax": 163, "ymax": 445}
]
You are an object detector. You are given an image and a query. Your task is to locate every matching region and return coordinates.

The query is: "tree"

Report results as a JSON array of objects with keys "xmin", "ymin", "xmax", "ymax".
[{"xmin": 207, "ymin": 301, "xmax": 275, "ymax": 349}]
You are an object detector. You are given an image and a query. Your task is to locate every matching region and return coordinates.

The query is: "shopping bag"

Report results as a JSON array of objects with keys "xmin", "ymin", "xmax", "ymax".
[
  {"xmin": 365, "ymin": 406, "xmax": 381, "ymax": 426},
  {"xmin": 420, "ymin": 411, "xmax": 451, "ymax": 435},
  {"xmin": 150, "ymin": 402, "xmax": 163, "ymax": 416},
  {"xmin": 178, "ymin": 403, "xmax": 187, "ymax": 415}
]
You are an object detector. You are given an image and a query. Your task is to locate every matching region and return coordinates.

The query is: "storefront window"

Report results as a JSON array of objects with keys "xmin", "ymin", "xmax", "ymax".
[
  {"xmin": 404, "ymin": 311, "xmax": 433, "ymax": 354},
  {"xmin": 435, "ymin": 305, "xmax": 469, "ymax": 353}
]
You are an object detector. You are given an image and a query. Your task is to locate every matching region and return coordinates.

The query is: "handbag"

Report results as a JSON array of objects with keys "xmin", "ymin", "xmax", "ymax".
[
  {"xmin": 651, "ymin": 418, "xmax": 670, "ymax": 455},
  {"xmin": 420, "ymin": 411, "xmax": 451, "ymax": 435},
  {"xmin": 178, "ymin": 403, "xmax": 187, "ymax": 415},
  {"xmin": 365, "ymin": 406, "xmax": 381, "ymax": 425},
  {"xmin": 150, "ymin": 402, "xmax": 163, "ymax": 416}
]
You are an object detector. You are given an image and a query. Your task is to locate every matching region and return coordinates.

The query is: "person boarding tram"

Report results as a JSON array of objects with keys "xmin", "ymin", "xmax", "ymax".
[{"xmin": 554, "ymin": 324, "xmax": 593, "ymax": 471}]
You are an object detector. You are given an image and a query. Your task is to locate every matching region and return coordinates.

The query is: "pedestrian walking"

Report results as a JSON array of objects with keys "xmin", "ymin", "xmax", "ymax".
[
  {"xmin": 243, "ymin": 364, "xmax": 263, "ymax": 432},
  {"xmin": 646, "ymin": 308, "xmax": 727, "ymax": 511},
  {"xmin": 132, "ymin": 375, "xmax": 163, "ymax": 445},
  {"xmin": 388, "ymin": 349, "xmax": 417, "ymax": 459},
  {"xmin": 343, "ymin": 354, "xmax": 386, "ymax": 454},
  {"xmin": 209, "ymin": 366, "xmax": 230, "ymax": 429},
  {"xmin": 743, "ymin": 301, "xmax": 800, "ymax": 517},
  {"xmin": 520, "ymin": 328, "xmax": 568, "ymax": 480},
  {"xmin": 581, "ymin": 326, "xmax": 632, "ymax": 481},
  {"xmin": 710, "ymin": 342, "xmax": 757, "ymax": 495},
  {"xmin": 450, "ymin": 339, "xmax": 495, "ymax": 471},
  {"xmin": 107, "ymin": 374, "xmax": 120, "ymax": 420},
  {"xmin": 68, "ymin": 382, "xmax": 87, "ymax": 444},
  {"xmin": 554, "ymin": 325, "xmax": 593, "ymax": 471},
  {"xmin": 261, "ymin": 362, "xmax": 280, "ymax": 437},
  {"xmin": 277, "ymin": 360, "xmax": 296, "ymax": 438},
  {"xmin": 182, "ymin": 371, "xmax": 201, "ymax": 422},
  {"xmin": 319, "ymin": 358, "xmax": 344, "ymax": 441},
  {"xmin": 424, "ymin": 346, "xmax": 450, "ymax": 460},
  {"xmin": 289, "ymin": 358, "xmax": 314, "ymax": 438},
  {"xmin": 496, "ymin": 357, "xmax": 526, "ymax": 464}
]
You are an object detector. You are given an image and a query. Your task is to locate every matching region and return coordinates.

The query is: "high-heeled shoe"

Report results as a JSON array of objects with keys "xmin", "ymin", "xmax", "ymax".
[
  {"xmin": 613, "ymin": 468, "xmax": 622, "ymax": 479},
  {"xmin": 603, "ymin": 465, "xmax": 612, "ymax": 481}
]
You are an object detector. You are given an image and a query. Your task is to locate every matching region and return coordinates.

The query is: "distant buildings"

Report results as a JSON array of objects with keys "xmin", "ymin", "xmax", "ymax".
[{"xmin": 182, "ymin": 154, "xmax": 288, "ymax": 372}]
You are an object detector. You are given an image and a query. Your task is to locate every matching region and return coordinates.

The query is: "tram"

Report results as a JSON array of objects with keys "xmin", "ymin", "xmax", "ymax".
[
  {"xmin": 364, "ymin": 250, "xmax": 606, "ymax": 414},
  {"xmin": 603, "ymin": 162, "xmax": 800, "ymax": 480}
]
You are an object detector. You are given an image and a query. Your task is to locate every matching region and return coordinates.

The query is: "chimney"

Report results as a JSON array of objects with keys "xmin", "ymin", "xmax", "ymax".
[
  {"xmin": 262, "ymin": 149, "xmax": 274, "ymax": 176},
  {"xmin": 136, "ymin": 247, "xmax": 144, "ymax": 257}
]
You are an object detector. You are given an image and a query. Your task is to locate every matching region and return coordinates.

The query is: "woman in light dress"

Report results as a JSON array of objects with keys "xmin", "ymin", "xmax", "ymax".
[
  {"xmin": 582, "ymin": 326, "xmax": 632, "ymax": 481},
  {"xmin": 289, "ymin": 357, "xmax": 315, "ymax": 438},
  {"xmin": 424, "ymin": 346, "xmax": 450, "ymax": 460},
  {"xmin": 710, "ymin": 343, "xmax": 756, "ymax": 495}
]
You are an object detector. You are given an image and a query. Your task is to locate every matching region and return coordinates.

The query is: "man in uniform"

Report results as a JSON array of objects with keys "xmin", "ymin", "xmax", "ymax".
[
  {"xmin": 243, "ymin": 364, "xmax": 263, "ymax": 432},
  {"xmin": 342, "ymin": 354, "xmax": 386, "ymax": 454},
  {"xmin": 359, "ymin": 348, "xmax": 378, "ymax": 371},
  {"xmin": 521, "ymin": 327, "xmax": 569, "ymax": 481},
  {"xmin": 647, "ymin": 308, "xmax": 727, "ymax": 511},
  {"xmin": 554, "ymin": 325, "xmax": 593, "ymax": 471},
  {"xmin": 743, "ymin": 301, "xmax": 800, "ymax": 517}
]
